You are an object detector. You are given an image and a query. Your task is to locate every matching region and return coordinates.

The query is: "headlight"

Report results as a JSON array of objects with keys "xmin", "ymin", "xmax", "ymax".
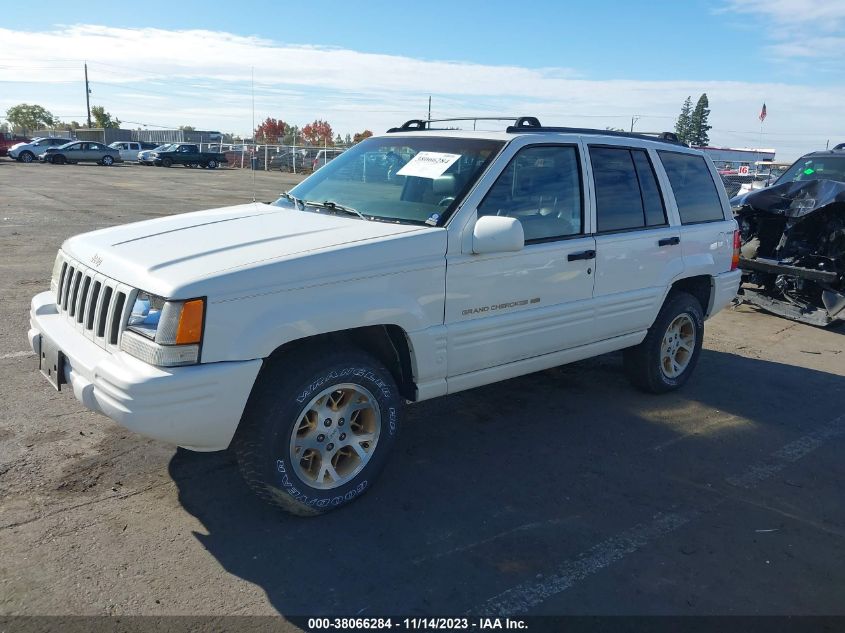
[
  {"xmin": 50, "ymin": 252, "xmax": 64, "ymax": 296},
  {"xmin": 120, "ymin": 291, "xmax": 205, "ymax": 367}
]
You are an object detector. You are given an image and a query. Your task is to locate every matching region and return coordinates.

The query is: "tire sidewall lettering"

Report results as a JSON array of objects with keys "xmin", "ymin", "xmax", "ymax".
[
  {"xmin": 295, "ymin": 366, "xmax": 392, "ymax": 404},
  {"xmin": 275, "ymin": 458, "xmax": 369, "ymax": 508}
]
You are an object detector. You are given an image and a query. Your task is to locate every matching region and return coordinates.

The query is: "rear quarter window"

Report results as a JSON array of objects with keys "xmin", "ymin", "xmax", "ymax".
[{"xmin": 658, "ymin": 151, "xmax": 725, "ymax": 224}]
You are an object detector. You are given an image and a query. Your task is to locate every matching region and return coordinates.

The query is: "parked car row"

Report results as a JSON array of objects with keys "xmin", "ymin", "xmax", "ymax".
[{"xmin": 4, "ymin": 138, "xmax": 226, "ymax": 169}]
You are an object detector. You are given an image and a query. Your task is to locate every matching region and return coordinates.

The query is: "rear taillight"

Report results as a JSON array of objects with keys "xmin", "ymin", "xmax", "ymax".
[{"xmin": 731, "ymin": 229, "xmax": 741, "ymax": 271}]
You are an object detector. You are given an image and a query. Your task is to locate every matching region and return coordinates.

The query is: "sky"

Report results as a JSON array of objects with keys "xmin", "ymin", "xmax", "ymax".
[{"xmin": 1, "ymin": 0, "xmax": 844, "ymax": 160}]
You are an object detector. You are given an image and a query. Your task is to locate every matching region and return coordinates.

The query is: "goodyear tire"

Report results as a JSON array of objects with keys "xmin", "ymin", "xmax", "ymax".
[
  {"xmin": 232, "ymin": 342, "xmax": 402, "ymax": 516},
  {"xmin": 623, "ymin": 291, "xmax": 704, "ymax": 394}
]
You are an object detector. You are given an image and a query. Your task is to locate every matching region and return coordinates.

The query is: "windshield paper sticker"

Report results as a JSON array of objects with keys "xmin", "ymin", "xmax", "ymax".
[{"xmin": 396, "ymin": 152, "xmax": 461, "ymax": 179}]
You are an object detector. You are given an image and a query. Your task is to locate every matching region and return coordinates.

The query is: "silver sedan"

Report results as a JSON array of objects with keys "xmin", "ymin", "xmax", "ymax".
[{"xmin": 41, "ymin": 141, "xmax": 123, "ymax": 166}]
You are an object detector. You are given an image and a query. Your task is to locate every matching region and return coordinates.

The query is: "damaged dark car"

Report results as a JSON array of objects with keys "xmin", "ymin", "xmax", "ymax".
[{"xmin": 730, "ymin": 144, "xmax": 845, "ymax": 326}]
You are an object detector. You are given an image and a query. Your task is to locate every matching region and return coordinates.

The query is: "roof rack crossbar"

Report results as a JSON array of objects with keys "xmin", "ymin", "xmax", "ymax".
[{"xmin": 386, "ymin": 116, "xmax": 539, "ymax": 133}]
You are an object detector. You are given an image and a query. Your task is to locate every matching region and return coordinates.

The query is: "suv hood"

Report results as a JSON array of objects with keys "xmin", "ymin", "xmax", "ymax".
[{"xmin": 62, "ymin": 202, "xmax": 442, "ymax": 298}]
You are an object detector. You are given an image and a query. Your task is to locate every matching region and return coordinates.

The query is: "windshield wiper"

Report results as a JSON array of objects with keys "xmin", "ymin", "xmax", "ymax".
[
  {"xmin": 303, "ymin": 200, "xmax": 367, "ymax": 221},
  {"xmin": 280, "ymin": 191, "xmax": 304, "ymax": 209}
]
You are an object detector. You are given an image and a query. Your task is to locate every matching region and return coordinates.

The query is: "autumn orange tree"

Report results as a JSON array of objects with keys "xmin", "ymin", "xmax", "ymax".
[
  {"xmin": 353, "ymin": 130, "xmax": 373, "ymax": 143},
  {"xmin": 301, "ymin": 119, "xmax": 334, "ymax": 146},
  {"xmin": 254, "ymin": 117, "xmax": 288, "ymax": 143}
]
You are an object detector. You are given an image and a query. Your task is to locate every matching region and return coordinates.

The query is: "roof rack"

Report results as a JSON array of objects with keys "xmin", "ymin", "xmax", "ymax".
[
  {"xmin": 504, "ymin": 124, "xmax": 684, "ymax": 146},
  {"xmin": 386, "ymin": 116, "xmax": 540, "ymax": 133},
  {"xmin": 386, "ymin": 116, "xmax": 684, "ymax": 146}
]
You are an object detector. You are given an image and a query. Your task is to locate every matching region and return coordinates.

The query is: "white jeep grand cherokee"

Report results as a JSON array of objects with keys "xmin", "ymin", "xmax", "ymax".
[{"xmin": 29, "ymin": 117, "xmax": 741, "ymax": 515}]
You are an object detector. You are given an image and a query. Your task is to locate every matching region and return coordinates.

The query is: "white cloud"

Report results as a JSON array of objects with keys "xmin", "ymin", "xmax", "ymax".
[
  {"xmin": 722, "ymin": 0, "xmax": 845, "ymax": 64},
  {"xmin": 0, "ymin": 24, "xmax": 843, "ymax": 159}
]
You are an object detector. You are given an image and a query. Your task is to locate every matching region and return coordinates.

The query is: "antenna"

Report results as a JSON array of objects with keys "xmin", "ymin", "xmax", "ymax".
[
  {"xmin": 84, "ymin": 62, "xmax": 92, "ymax": 128},
  {"xmin": 251, "ymin": 66, "xmax": 256, "ymax": 203}
]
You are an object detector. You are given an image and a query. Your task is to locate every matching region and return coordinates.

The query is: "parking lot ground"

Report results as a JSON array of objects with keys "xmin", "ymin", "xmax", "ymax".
[{"xmin": 1, "ymin": 160, "xmax": 844, "ymax": 617}]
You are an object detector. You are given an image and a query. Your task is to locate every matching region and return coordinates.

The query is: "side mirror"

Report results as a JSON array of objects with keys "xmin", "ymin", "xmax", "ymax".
[{"xmin": 472, "ymin": 215, "xmax": 524, "ymax": 255}]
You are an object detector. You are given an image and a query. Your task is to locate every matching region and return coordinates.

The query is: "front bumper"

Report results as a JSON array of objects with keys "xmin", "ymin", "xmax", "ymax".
[{"xmin": 28, "ymin": 291, "xmax": 262, "ymax": 451}]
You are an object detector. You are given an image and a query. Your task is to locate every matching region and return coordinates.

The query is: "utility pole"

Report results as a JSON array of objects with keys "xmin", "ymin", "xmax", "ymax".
[
  {"xmin": 630, "ymin": 115, "xmax": 640, "ymax": 132},
  {"xmin": 84, "ymin": 62, "xmax": 92, "ymax": 128},
  {"xmin": 427, "ymin": 95, "xmax": 431, "ymax": 122}
]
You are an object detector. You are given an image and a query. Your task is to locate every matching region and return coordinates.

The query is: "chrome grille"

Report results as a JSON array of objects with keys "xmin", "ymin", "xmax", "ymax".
[{"xmin": 54, "ymin": 254, "xmax": 137, "ymax": 350}]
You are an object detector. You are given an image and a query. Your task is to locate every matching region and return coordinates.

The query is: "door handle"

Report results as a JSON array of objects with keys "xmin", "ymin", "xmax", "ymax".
[
  {"xmin": 568, "ymin": 249, "xmax": 596, "ymax": 261},
  {"xmin": 658, "ymin": 236, "xmax": 680, "ymax": 246}
]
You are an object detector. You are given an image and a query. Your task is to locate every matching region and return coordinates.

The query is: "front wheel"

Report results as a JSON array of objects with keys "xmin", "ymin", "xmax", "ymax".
[
  {"xmin": 102, "ymin": 155, "xmax": 114, "ymax": 166},
  {"xmin": 19, "ymin": 151, "xmax": 34, "ymax": 163},
  {"xmin": 161, "ymin": 157, "xmax": 173, "ymax": 167},
  {"xmin": 232, "ymin": 343, "xmax": 402, "ymax": 515},
  {"xmin": 623, "ymin": 291, "xmax": 704, "ymax": 393},
  {"xmin": 206, "ymin": 159, "xmax": 218, "ymax": 169}
]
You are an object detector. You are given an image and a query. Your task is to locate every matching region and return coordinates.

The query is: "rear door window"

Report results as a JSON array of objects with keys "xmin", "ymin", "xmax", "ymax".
[
  {"xmin": 591, "ymin": 147, "xmax": 667, "ymax": 232},
  {"xmin": 658, "ymin": 151, "xmax": 725, "ymax": 224}
]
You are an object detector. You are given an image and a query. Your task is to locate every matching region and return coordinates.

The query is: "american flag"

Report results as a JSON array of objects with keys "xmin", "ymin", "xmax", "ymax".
[{"xmin": 759, "ymin": 103, "xmax": 767, "ymax": 122}]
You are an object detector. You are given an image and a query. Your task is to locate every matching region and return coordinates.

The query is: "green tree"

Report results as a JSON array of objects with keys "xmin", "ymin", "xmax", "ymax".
[
  {"xmin": 5, "ymin": 103, "xmax": 57, "ymax": 133},
  {"xmin": 52, "ymin": 120, "xmax": 82, "ymax": 131},
  {"xmin": 90, "ymin": 105, "xmax": 121, "ymax": 128},
  {"xmin": 283, "ymin": 125, "xmax": 301, "ymax": 145},
  {"xmin": 674, "ymin": 96, "xmax": 692, "ymax": 144},
  {"xmin": 179, "ymin": 125, "xmax": 196, "ymax": 132},
  {"xmin": 688, "ymin": 93, "xmax": 712, "ymax": 146}
]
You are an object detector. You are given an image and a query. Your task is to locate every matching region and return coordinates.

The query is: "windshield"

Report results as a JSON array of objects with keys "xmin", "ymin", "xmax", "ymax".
[
  {"xmin": 273, "ymin": 136, "xmax": 504, "ymax": 225},
  {"xmin": 775, "ymin": 155, "xmax": 845, "ymax": 185}
]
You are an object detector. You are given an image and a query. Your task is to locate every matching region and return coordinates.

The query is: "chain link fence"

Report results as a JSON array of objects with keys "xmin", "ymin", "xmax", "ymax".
[
  {"xmin": 198, "ymin": 143, "xmax": 347, "ymax": 173},
  {"xmin": 715, "ymin": 162, "xmax": 789, "ymax": 199}
]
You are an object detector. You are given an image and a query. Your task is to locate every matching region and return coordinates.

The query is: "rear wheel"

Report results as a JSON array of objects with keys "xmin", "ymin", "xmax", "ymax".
[
  {"xmin": 232, "ymin": 342, "xmax": 402, "ymax": 515},
  {"xmin": 624, "ymin": 291, "xmax": 704, "ymax": 393},
  {"xmin": 19, "ymin": 151, "xmax": 34, "ymax": 163}
]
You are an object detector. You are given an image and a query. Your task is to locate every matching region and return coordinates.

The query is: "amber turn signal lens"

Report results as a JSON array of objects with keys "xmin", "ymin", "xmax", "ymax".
[
  {"xmin": 731, "ymin": 229, "xmax": 741, "ymax": 271},
  {"xmin": 175, "ymin": 299, "xmax": 204, "ymax": 345}
]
